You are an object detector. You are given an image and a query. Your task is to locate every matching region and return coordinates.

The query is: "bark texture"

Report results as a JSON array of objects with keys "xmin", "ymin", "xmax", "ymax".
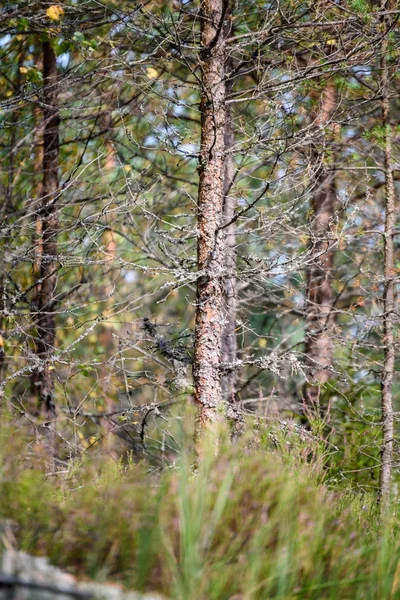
[
  {"xmin": 31, "ymin": 39, "xmax": 59, "ymax": 432},
  {"xmin": 304, "ymin": 79, "xmax": 337, "ymax": 407},
  {"xmin": 193, "ymin": 0, "xmax": 229, "ymax": 427},
  {"xmin": 379, "ymin": 19, "xmax": 395, "ymax": 509}
]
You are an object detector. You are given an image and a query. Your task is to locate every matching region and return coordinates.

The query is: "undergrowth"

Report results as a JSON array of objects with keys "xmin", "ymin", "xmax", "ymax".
[{"xmin": 0, "ymin": 417, "xmax": 400, "ymax": 600}]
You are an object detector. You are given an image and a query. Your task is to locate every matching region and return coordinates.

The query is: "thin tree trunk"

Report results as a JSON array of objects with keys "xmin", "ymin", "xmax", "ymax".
[
  {"xmin": 31, "ymin": 50, "xmax": 44, "ymax": 305},
  {"xmin": 29, "ymin": 54, "xmax": 44, "ymax": 413},
  {"xmin": 100, "ymin": 107, "xmax": 119, "ymax": 457},
  {"xmin": 31, "ymin": 38, "xmax": 59, "ymax": 451},
  {"xmin": 193, "ymin": 0, "xmax": 229, "ymax": 428},
  {"xmin": 220, "ymin": 52, "xmax": 237, "ymax": 404},
  {"xmin": 101, "ymin": 107, "xmax": 118, "ymax": 306},
  {"xmin": 379, "ymin": 14, "xmax": 395, "ymax": 509},
  {"xmin": 304, "ymin": 79, "xmax": 337, "ymax": 409},
  {"xmin": 0, "ymin": 53, "xmax": 24, "ymax": 380},
  {"xmin": 32, "ymin": 112, "xmax": 44, "ymax": 278}
]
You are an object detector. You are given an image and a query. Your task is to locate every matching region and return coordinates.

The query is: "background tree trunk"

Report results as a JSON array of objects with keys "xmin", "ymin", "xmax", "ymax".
[
  {"xmin": 304, "ymin": 78, "xmax": 337, "ymax": 409},
  {"xmin": 220, "ymin": 50, "xmax": 237, "ymax": 405},
  {"xmin": 31, "ymin": 38, "xmax": 59, "ymax": 448},
  {"xmin": 379, "ymin": 13, "xmax": 395, "ymax": 509},
  {"xmin": 0, "ymin": 52, "xmax": 24, "ymax": 381},
  {"xmin": 193, "ymin": 0, "xmax": 229, "ymax": 428}
]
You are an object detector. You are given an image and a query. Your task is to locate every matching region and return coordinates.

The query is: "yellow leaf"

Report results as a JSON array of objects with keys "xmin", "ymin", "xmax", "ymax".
[
  {"xmin": 19, "ymin": 66, "xmax": 28, "ymax": 74},
  {"xmin": 326, "ymin": 39, "xmax": 336, "ymax": 46},
  {"xmin": 146, "ymin": 67, "xmax": 159, "ymax": 79},
  {"xmin": 46, "ymin": 5, "xmax": 64, "ymax": 20},
  {"xmin": 300, "ymin": 235, "xmax": 308, "ymax": 245}
]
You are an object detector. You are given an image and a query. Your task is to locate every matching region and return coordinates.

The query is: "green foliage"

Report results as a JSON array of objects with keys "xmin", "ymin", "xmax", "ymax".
[
  {"xmin": 1, "ymin": 421, "xmax": 400, "ymax": 599},
  {"xmin": 363, "ymin": 124, "xmax": 394, "ymax": 148},
  {"xmin": 350, "ymin": 0, "xmax": 372, "ymax": 18}
]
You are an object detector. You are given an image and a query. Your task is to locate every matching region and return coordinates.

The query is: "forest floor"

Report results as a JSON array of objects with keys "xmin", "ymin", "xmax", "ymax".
[{"xmin": 0, "ymin": 417, "xmax": 399, "ymax": 600}]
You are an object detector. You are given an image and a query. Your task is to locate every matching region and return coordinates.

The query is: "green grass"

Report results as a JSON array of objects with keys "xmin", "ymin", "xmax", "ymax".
[{"xmin": 0, "ymin": 419, "xmax": 400, "ymax": 599}]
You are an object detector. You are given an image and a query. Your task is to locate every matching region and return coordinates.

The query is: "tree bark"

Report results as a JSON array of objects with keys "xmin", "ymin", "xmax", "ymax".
[
  {"xmin": 193, "ymin": 0, "xmax": 229, "ymax": 428},
  {"xmin": 304, "ymin": 79, "xmax": 337, "ymax": 409},
  {"xmin": 378, "ymin": 15, "xmax": 395, "ymax": 509},
  {"xmin": 31, "ymin": 38, "xmax": 59, "ymax": 441}
]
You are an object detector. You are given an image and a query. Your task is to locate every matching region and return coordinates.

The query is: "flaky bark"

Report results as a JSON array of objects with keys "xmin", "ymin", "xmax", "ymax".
[
  {"xmin": 193, "ymin": 0, "xmax": 229, "ymax": 427},
  {"xmin": 31, "ymin": 39, "xmax": 59, "ymax": 438},
  {"xmin": 304, "ymin": 79, "xmax": 337, "ymax": 407},
  {"xmin": 379, "ymin": 17, "xmax": 395, "ymax": 509}
]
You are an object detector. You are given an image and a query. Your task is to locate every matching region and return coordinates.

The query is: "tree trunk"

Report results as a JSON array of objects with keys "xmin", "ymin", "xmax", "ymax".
[
  {"xmin": 32, "ymin": 49, "xmax": 44, "ymax": 278},
  {"xmin": 29, "ymin": 52, "xmax": 44, "ymax": 413},
  {"xmin": 220, "ymin": 52, "xmax": 237, "ymax": 405},
  {"xmin": 193, "ymin": 0, "xmax": 229, "ymax": 428},
  {"xmin": 0, "ymin": 53, "xmax": 24, "ymax": 380},
  {"xmin": 379, "ymin": 15, "xmax": 395, "ymax": 509},
  {"xmin": 31, "ymin": 38, "xmax": 59, "ymax": 445},
  {"xmin": 100, "ymin": 107, "xmax": 119, "ymax": 457},
  {"xmin": 304, "ymin": 79, "xmax": 337, "ymax": 409}
]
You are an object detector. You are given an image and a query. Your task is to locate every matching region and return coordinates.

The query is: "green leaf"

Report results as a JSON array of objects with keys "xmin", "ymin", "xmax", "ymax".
[{"xmin": 73, "ymin": 32, "xmax": 85, "ymax": 43}]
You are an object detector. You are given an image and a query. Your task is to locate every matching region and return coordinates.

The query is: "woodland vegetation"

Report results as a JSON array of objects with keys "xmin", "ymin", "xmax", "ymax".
[{"xmin": 1, "ymin": 0, "xmax": 400, "ymax": 598}]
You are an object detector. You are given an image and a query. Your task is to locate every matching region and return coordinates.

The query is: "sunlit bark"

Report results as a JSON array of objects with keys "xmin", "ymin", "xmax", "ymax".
[{"xmin": 193, "ymin": 0, "xmax": 229, "ymax": 428}]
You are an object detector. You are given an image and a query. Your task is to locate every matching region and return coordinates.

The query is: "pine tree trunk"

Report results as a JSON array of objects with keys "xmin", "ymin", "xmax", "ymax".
[
  {"xmin": 0, "ymin": 54, "xmax": 24, "ymax": 379},
  {"xmin": 31, "ymin": 39, "xmax": 59, "ymax": 446},
  {"xmin": 220, "ymin": 55, "xmax": 237, "ymax": 405},
  {"xmin": 379, "ymin": 16, "xmax": 395, "ymax": 509},
  {"xmin": 193, "ymin": 0, "xmax": 229, "ymax": 428},
  {"xmin": 100, "ymin": 107, "xmax": 119, "ymax": 457},
  {"xmin": 30, "ymin": 50, "xmax": 44, "ymax": 408},
  {"xmin": 304, "ymin": 79, "xmax": 337, "ymax": 409},
  {"xmin": 32, "ymin": 49, "xmax": 44, "ymax": 278}
]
